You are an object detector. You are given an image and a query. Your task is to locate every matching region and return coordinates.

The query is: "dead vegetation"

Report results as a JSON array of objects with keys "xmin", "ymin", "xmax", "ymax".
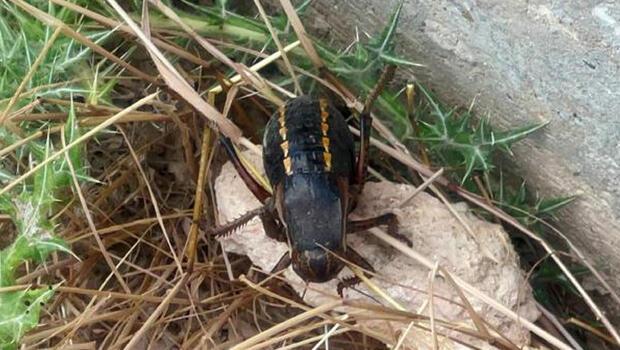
[{"xmin": 0, "ymin": 0, "xmax": 618, "ymax": 349}]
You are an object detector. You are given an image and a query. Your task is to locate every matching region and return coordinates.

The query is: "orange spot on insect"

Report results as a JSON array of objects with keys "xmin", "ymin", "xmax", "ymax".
[
  {"xmin": 323, "ymin": 152, "xmax": 332, "ymax": 171},
  {"xmin": 278, "ymin": 106, "xmax": 286, "ymax": 131},
  {"xmin": 280, "ymin": 140, "xmax": 289, "ymax": 157},
  {"xmin": 322, "ymin": 137, "xmax": 330, "ymax": 152},
  {"xmin": 278, "ymin": 106, "xmax": 292, "ymax": 175},
  {"xmin": 283, "ymin": 157, "xmax": 292, "ymax": 175},
  {"xmin": 319, "ymin": 98, "xmax": 329, "ymax": 122},
  {"xmin": 321, "ymin": 123, "xmax": 329, "ymax": 135},
  {"xmin": 318, "ymin": 100, "xmax": 332, "ymax": 171}
]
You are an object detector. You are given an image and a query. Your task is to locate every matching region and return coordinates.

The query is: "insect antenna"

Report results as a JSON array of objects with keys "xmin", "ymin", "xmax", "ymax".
[{"xmin": 301, "ymin": 281, "xmax": 309, "ymax": 300}]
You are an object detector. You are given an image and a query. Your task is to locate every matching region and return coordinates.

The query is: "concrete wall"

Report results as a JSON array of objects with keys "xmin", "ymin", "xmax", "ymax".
[{"xmin": 306, "ymin": 0, "xmax": 620, "ymax": 303}]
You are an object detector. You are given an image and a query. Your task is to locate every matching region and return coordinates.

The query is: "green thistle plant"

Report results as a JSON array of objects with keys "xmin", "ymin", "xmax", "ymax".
[
  {"xmin": 0, "ymin": 0, "xmax": 118, "ymax": 113},
  {"xmin": 494, "ymin": 178, "xmax": 576, "ymax": 229},
  {"xmin": 411, "ymin": 85, "xmax": 548, "ymax": 184},
  {"xmin": 0, "ymin": 106, "xmax": 83, "ymax": 349},
  {"xmin": 0, "ymin": 1, "xmax": 106, "ymax": 347}
]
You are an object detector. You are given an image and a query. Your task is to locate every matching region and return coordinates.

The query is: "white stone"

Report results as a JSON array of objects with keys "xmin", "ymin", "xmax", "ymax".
[{"xmin": 214, "ymin": 149, "xmax": 539, "ymax": 349}]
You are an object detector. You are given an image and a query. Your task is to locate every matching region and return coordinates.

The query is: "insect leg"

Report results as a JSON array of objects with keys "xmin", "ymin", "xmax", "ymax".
[
  {"xmin": 347, "ymin": 213, "xmax": 412, "ymax": 247},
  {"xmin": 337, "ymin": 246, "xmax": 375, "ymax": 297},
  {"xmin": 259, "ymin": 200, "xmax": 287, "ymax": 243},
  {"xmin": 352, "ymin": 104, "xmax": 372, "ymax": 194},
  {"xmin": 247, "ymin": 252, "xmax": 290, "ymax": 287},
  {"xmin": 204, "ymin": 197, "xmax": 287, "ymax": 242},
  {"xmin": 202, "ymin": 205, "xmax": 267, "ymax": 238},
  {"xmin": 270, "ymin": 253, "xmax": 292, "ymax": 274},
  {"xmin": 220, "ymin": 136, "xmax": 271, "ymax": 203},
  {"xmin": 353, "ymin": 65, "xmax": 397, "ymax": 194}
]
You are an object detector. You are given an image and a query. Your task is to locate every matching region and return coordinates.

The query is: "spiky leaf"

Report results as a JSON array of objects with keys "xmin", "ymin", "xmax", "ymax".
[
  {"xmin": 414, "ymin": 84, "xmax": 547, "ymax": 183},
  {"xmin": 0, "ymin": 287, "xmax": 55, "ymax": 350},
  {"xmin": 537, "ymin": 196, "xmax": 576, "ymax": 216}
]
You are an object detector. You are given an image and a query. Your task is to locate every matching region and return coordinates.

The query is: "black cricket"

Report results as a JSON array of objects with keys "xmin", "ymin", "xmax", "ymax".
[{"xmin": 210, "ymin": 67, "xmax": 411, "ymax": 295}]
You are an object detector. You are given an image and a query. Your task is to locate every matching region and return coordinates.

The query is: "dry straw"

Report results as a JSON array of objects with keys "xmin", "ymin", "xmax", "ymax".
[{"xmin": 4, "ymin": 0, "xmax": 617, "ymax": 348}]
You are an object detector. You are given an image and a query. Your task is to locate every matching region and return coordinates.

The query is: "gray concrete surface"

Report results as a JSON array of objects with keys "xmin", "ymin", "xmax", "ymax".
[{"xmin": 304, "ymin": 0, "xmax": 620, "ymax": 312}]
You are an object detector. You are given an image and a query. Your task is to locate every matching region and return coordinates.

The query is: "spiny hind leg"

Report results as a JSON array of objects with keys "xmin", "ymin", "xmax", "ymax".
[
  {"xmin": 219, "ymin": 136, "xmax": 271, "ymax": 203},
  {"xmin": 204, "ymin": 198, "xmax": 286, "ymax": 242}
]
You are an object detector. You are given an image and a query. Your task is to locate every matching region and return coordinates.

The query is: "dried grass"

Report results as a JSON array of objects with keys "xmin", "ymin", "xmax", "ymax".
[{"xmin": 2, "ymin": 1, "xmax": 617, "ymax": 349}]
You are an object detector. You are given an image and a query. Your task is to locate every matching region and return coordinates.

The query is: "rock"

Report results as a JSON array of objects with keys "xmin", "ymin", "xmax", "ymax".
[
  {"xmin": 294, "ymin": 0, "xmax": 620, "ymax": 318},
  {"xmin": 213, "ymin": 149, "xmax": 539, "ymax": 349}
]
